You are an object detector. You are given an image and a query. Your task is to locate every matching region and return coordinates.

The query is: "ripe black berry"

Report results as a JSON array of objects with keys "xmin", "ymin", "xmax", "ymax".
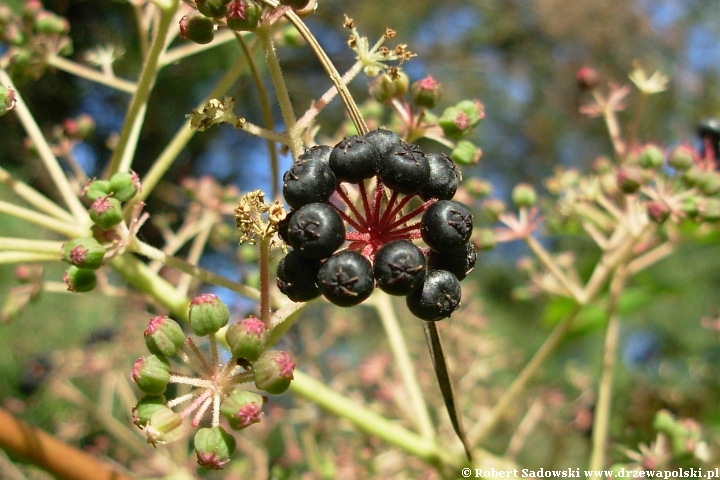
[
  {"xmin": 364, "ymin": 128, "xmax": 404, "ymax": 158},
  {"xmin": 373, "ymin": 240, "xmax": 427, "ymax": 295},
  {"xmin": 287, "ymin": 203, "xmax": 345, "ymax": 260},
  {"xmin": 427, "ymin": 242, "xmax": 476, "ymax": 280},
  {"xmin": 378, "ymin": 143, "xmax": 431, "ymax": 195},
  {"xmin": 329, "ymin": 136, "xmax": 380, "ymax": 184},
  {"xmin": 318, "ymin": 250, "xmax": 374, "ymax": 307},
  {"xmin": 418, "ymin": 153, "xmax": 460, "ymax": 201},
  {"xmin": 406, "ymin": 269, "xmax": 461, "ymax": 321},
  {"xmin": 282, "ymin": 159, "xmax": 337, "ymax": 210},
  {"xmin": 299, "ymin": 145, "xmax": 332, "ymax": 165},
  {"xmin": 420, "ymin": 200, "xmax": 473, "ymax": 252},
  {"xmin": 277, "ymin": 209, "xmax": 294, "ymax": 244},
  {"xmin": 276, "ymin": 251, "xmax": 321, "ymax": 302}
]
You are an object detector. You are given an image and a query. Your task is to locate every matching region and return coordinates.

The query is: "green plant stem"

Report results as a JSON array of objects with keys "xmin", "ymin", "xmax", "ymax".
[
  {"xmin": 0, "ymin": 200, "xmax": 88, "ymax": 238},
  {"xmin": 281, "ymin": 9, "xmax": 368, "ymax": 135},
  {"xmin": 130, "ymin": 239, "xmax": 261, "ymax": 301},
  {"xmin": 176, "ymin": 212, "xmax": 215, "ymax": 296},
  {"xmin": 0, "ymin": 237, "xmax": 63, "ymax": 253},
  {"xmin": 371, "ymin": 293, "xmax": 435, "ymax": 441},
  {"xmin": 160, "ymin": 29, "xmax": 238, "ymax": 66},
  {"xmin": 106, "ymin": 1, "xmax": 178, "ymax": 176},
  {"xmin": 525, "ymin": 235, "xmax": 585, "ymax": 302},
  {"xmin": 257, "ymin": 25, "xmax": 301, "ymax": 159},
  {"xmin": 109, "ymin": 253, "xmax": 190, "ymax": 321},
  {"xmin": 0, "ymin": 167, "xmax": 76, "ymax": 223},
  {"xmin": 588, "ymin": 267, "xmax": 626, "ymax": 471},
  {"xmin": 0, "ymin": 252, "xmax": 60, "ymax": 264},
  {"xmin": 237, "ymin": 33, "xmax": 280, "ymax": 199},
  {"xmin": 126, "ymin": 50, "xmax": 250, "ymax": 209},
  {"xmin": 0, "ymin": 70, "xmax": 88, "ymax": 220},
  {"xmin": 46, "ymin": 55, "xmax": 136, "ymax": 93},
  {"xmin": 289, "ymin": 370, "xmax": 454, "ymax": 470},
  {"xmin": 259, "ymin": 236, "xmax": 271, "ymax": 326},
  {"xmin": 468, "ymin": 304, "xmax": 582, "ymax": 447}
]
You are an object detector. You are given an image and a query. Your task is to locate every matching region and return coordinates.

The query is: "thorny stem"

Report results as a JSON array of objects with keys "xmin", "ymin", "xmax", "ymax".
[
  {"xmin": 107, "ymin": 1, "xmax": 178, "ymax": 176},
  {"xmin": 237, "ymin": 33, "xmax": 280, "ymax": 199},
  {"xmin": 371, "ymin": 293, "xmax": 436, "ymax": 442},
  {"xmin": 257, "ymin": 24, "xmax": 301, "ymax": 158},
  {"xmin": 45, "ymin": 55, "xmax": 136, "ymax": 94},
  {"xmin": 0, "ymin": 70, "xmax": 88, "ymax": 221},
  {"xmin": 588, "ymin": 267, "xmax": 627, "ymax": 471}
]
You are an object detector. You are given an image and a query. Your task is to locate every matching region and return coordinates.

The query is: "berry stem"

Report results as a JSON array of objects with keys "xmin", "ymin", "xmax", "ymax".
[
  {"xmin": 345, "ymin": 232, "xmax": 371, "ymax": 242},
  {"xmin": 191, "ymin": 395, "xmax": 214, "ymax": 427},
  {"xmin": 379, "ymin": 190, "xmax": 399, "ymax": 227},
  {"xmin": 169, "ymin": 374, "xmax": 215, "ymax": 390},
  {"xmin": 380, "ymin": 194, "xmax": 415, "ymax": 229},
  {"xmin": 184, "ymin": 338, "xmax": 214, "ymax": 376},
  {"xmin": 387, "ymin": 222, "xmax": 422, "ymax": 236},
  {"xmin": 180, "ymin": 388, "xmax": 212, "ymax": 420},
  {"xmin": 212, "ymin": 393, "xmax": 221, "ymax": 428},
  {"xmin": 358, "ymin": 182, "xmax": 373, "ymax": 225},
  {"xmin": 385, "ymin": 199, "xmax": 435, "ymax": 231},
  {"xmin": 167, "ymin": 392, "xmax": 197, "ymax": 409},
  {"xmin": 331, "ymin": 204, "xmax": 366, "ymax": 232},
  {"xmin": 372, "ymin": 179, "xmax": 384, "ymax": 223},
  {"xmin": 259, "ymin": 236, "xmax": 272, "ymax": 327},
  {"xmin": 209, "ymin": 333, "xmax": 219, "ymax": 373},
  {"xmin": 335, "ymin": 185, "xmax": 368, "ymax": 229}
]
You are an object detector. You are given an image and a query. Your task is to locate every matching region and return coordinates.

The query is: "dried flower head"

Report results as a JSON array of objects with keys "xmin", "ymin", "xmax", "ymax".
[{"xmin": 234, "ymin": 190, "xmax": 287, "ymax": 244}]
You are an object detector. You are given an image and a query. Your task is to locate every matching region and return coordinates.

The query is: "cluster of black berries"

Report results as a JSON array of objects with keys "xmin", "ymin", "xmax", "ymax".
[{"xmin": 276, "ymin": 129, "xmax": 477, "ymax": 321}]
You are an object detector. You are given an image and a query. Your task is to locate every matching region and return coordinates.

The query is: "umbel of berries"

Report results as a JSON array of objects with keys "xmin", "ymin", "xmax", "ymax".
[
  {"xmin": 130, "ymin": 295, "xmax": 295, "ymax": 465},
  {"xmin": 277, "ymin": 128, "xmax": 476, "ymax": 321}
]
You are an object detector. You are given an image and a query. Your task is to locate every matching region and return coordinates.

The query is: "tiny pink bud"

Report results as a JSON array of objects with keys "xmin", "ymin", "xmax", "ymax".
[
  {"xmin": 189, "ymin": 293, "xmax": 230, "ymax": 336},
  {"xmin": 253, "ymin": 350, "xmax": 295, "ymax": 394},
  {"xmin": 576, "ymin": 66, "xmax": 600, "ymax": 90}
]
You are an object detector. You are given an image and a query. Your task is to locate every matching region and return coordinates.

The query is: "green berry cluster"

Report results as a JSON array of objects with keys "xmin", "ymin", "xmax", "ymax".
[{"xmin": 130, "ymin": 294, "xmax": 295, "ymax": 469}]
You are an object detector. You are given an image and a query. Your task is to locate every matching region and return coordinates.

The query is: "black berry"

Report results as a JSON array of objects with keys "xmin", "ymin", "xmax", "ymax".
[
  {"xmin": 373, "ymin": 240, "xmax": 427, "ymax": 295},
  {"xmin": 420, "ymin": 200, "xmax": 473, "ymax": 252},
  {"xmin": 276, "ymin": 251, "xmax": 321, "ymax": 302},
  {"xmin": 299, "ymin": 145, "xmax": 332, "ymax": 165},
  {"xmin": 427, "ymin": 242, "xmax": 476, "ymax": 280},
  {"xmin": 378, "ymin": 143, "xmax": 431, "ymax": 195},
  {"xmin": 282, "ymin": 159, "xmax": 336, "ymax": 210},
  {"xmin": 287, "ymin": 203, "xmax": 345, "ymax": 260},
  {"xmin": 318, "ymin": 250, "xmax": 374, "ymax": 307},
  {"xmin": 364, "ymin": 128, "xmax": 404, "ymax": 158},
  {"xmin": 277, "ymin": 209, "xmax": 294, "ymax": 244},
  {"xmin": 406, "ymin": 269, "xmax": 461, "ymax": 321},
  {"xmin": 419, "ymin": 153, "xmax": 460, "ymax": 200},
  {"xmin": 329, "ymin": 136, "xmax": 380, "ymax": 183}
]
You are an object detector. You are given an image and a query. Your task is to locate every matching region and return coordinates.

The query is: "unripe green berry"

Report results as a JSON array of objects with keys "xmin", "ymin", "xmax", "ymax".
[
  {"xmin": 668, "ymin": 144, "xmax": 696, "ymax": 170},
  {"xmin": 700, "ymin": 198, "xmax": 720, "ymax": 222},
  {"xmin": 226, "ymin": 316, "xmax": 268, "ymax": 362},
  {"xmin": 62, "ymin": 237, "xmax": 105, "ymax": 270},
  {"xmin": 179, "ymin": 12, "xmax": 215, "ymax": 45},
  {"xmin": 480, "ymin": 198, "xmax": 506, "ymax": 222},
  {"xmin": 109, "ymin": 171, "xmax": 140, "ymax": 202},
  {"xmin": 144, "ymin": 316, "xmax": 185, "ymax": 357},
  {"xmin": 196, "ymin": 0, "xmax": 231, "ymax": 19},
  {"xmin": 474, "ymin": 229, "xmax": 497, "ymax": 250},
  {"xmin": 411, "ymin": 75, "xmax": 442, "ymax": 109},
  {"xmin": 144, "ymin": 406, "xmax": 185, "ymax": 446},
  {"xmin": 682, "ymin": 196, "xmax": 701, "ymax": 218},
  {"xmin": 369, "ymin": 71, "xmax": 409, "ymax": 103},
  {"xmin": 189, "ymin": 294, "xmax": 230, "ymax": 336},
  {"xmin": 132, "ymin": 395, "xmax": 167, "ymax": 428},
  {"xmin": 697, "ymin": 171, "xmax": 720, "ymax": 196},
  {"xmin": 220, "ymin": 388, "xmax": 264, "ymax": 430},
  {"xmin": 465, "ymin": 178, "xmax": 492, "ymax": 198},
  {"xmin": 194, "ymin": 426, "xmax": 236, "ymax": 470},
  {"xmin": 63, "ymin": 266, "xmax": 97, "ymax": 292},
  {"xmin": 439, "ymin": 100, "xmax": 484, "ymax": 139},
  {"xmin": 226, "ymin": 0, "xmax": 262, "ymax": 32},
  {"xmin": 89, "ymin": 196, "xmax": 123, "ymax": 230},
  {"xmin": 682, "ymin": 166, "xmax": 703, "ymax": 187},
  {"xmin": 511, "ymin": 183, "xmax": 537, "ymax": 207},
  {"xmin": 85, "ymin": 180, "xmax": 111, "ymax": 201},
  {"xmin": 253, "ymin": 350, "xmax": 295, "ymax": 394},
  {"xmin": 131, "ymin": 355, "xmax": 171, "ymax": 395},
  {"xmin": 0, "ymin": 85, "xmax": 16, "ymax": 117},
  {"xmin": 451, "ymin": 140, "xmax": 481, "ymax": 166},
  {"xmin": 34, "ymin": 11, "xmax": 69, "ymax": 35},
  {"xmin": 637, "ymin": 144, "xmax": 664, "ymax": 169},
  {"xmin": 616, "ymin": 167, "xmax": 643, "ymax": 194}
]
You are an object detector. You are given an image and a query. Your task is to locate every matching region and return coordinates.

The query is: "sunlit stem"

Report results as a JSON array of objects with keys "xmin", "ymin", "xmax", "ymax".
[
  {"xmin": 176, "ymin": 350, "xmax": 207, "ymax": 375},
  {"xmin": 260, "ymin": 236, "xmax": 272, "ymax": 327},
  {"xmin": 212, "ymin": 393, "xmax": 221, "ymax": 428},
  {"xmin": 184, "ymin": 338, "xmax": 213, "ymax": 376},
  {"xmin": 169, "ymin": 374, "xmax": 214, "ymax": 390},
  {"xmin": 209, "ymin": 333, "xmax": 219, "ymax": 373},
  {"xmin": 0, "ymin": 166, "xmax": 76, "ymax": 223},
  {"xmin": 179, "ymin": 388, "xmax": 212, "ymax": 420},
  {"xmin": 191, "ymin": 395, "xmax": 214, "ymax": 427},
  {"xmin": 167, "ymin": 392, "xmax": 197, "ymax": 409},
  {"xmin": 46, "ymin": 55, "xmax": 136, "ymax": 94},
  {"xmin": 0, "ymin": 201, "xmax": 88, "ymax": 238}
]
